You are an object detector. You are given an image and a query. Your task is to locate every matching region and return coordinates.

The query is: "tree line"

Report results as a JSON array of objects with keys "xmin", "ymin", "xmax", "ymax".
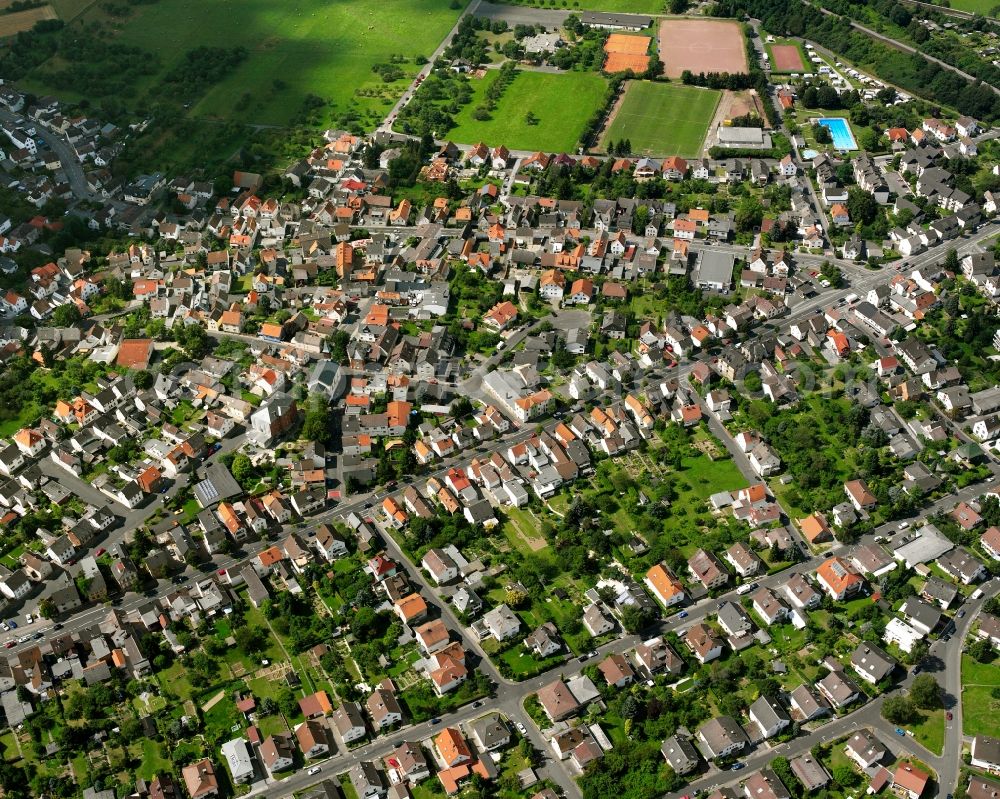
[{"xmin": 711, "ymin": 0, "xmax": 1000, "ymax": 122}]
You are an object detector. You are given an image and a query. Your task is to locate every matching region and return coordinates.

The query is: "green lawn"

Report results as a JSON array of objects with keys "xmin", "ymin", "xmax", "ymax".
[
  {"xmin": 257, "ymin": 713, "xmax": 290, "ymax": 737},
  {"xmin": 909, "ymin": 707, "xmax": 945, "ymax": 756},
  {"xmin": 962, "ymin": 655, "xmax": 1000, "ymax": 737},
  {"xmin": 448, "ymin": 70, "xmax": 608, "ymax": 151},
  {"xmin": 582, "ymin": 431, "xmax": 749, "ymax": 562},
  {"xmin": 502, "ymin": 506, "xmax": 551, "ymax": 559},
  {"xmin": 157, "ymin": 659, "xmax": 197, "ymax": 702},
  {"xmin": 768, "ymin": 623, "xmax": 809, "ymax": 654},
  {"xmin": 410, "ymin": 781, "xmax": 449, "ymax": 799},
  {"xmin": 601, "ymin": 80, "xmax": 721, "ymax": 157},
  {"xmin": 0, "ymin": 546, "xmax": 25, "ymax": 569},
  {"xmin": 132, "ymin": 693, "xmax": 167, "ymax": 715},
  {"xmin": 947, "ymin": 0, "xmax": 998, "ymax": 12},
  {"xmin": 499, "ymin": 645, "xmax": 564, "ymax": 678},
  {"xmin": 132, "ymin": 739, "xmax": 172, "ymax": 781},
  {"xmin": 202, "ymin": 693, "xmax": 243, "ymax": 741},
  {"xmin": 0, "ymin": 402, "xmax": 46, "ymax": 439},
  {"xmin": 0, "ymin": 733, "xmax": 18, "ymax": 762},
  {"xmin": 34, "ymin": 0, "xmax": 466, "ymax": 128}
]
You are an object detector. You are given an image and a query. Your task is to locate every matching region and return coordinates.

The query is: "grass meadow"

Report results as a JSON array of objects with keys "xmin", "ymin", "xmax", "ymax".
[
  {"xmin": 601, "ymin": 80, "xmax": 720, "ymax": 157},
  {"xmin": 448, "ymin": 70, "xmax": 608, "ymax": 152},
  {"xmin": 34, "ymin": 0, "xmax": 467, "ymax": 129}
]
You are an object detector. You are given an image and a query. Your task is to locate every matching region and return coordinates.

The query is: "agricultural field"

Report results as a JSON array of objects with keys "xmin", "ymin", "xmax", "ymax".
[
  {"xmin": 947, "ymin": 0, "xmax": 999, "ymax": 12},
  {"xmin": 448, "ymin": 70, "xmax": 607, "ymax": 152},
  {"xmin": 32, "ymin": 0, "xmax": 467, "ymax": 128},
  {"xmin": 601, "ymin": 80, "xmax": 720, "ymax": 156},
  {"xmin": 48, "ymin": 0, "xmax": 94, "ymax": 20},
  {"xmin": 0, "ymin": 4, "xmax": 56, "ymax": 35}
]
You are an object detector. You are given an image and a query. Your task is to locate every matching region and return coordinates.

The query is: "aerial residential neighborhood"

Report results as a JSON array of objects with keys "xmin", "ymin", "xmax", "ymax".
[{"xmin": 0, "ymin": 0, "xmax": 995, "ymax": 798}]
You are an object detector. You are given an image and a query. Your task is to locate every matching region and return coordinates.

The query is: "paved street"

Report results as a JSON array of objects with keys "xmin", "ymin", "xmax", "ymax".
[
  {"xmin": 378, "ymin": 0, "xmax": 484, "ymax": 135},
  {"xmin": 3, "ymin": 235, "xmax": 995, "ymax": 798},
  {"xmin": 1, "ymin": 81, "xmax": 993, "ymax": 794},
  {"xmin": 0, "ymin": 108, "xmax": 93, "ymax": 200}
]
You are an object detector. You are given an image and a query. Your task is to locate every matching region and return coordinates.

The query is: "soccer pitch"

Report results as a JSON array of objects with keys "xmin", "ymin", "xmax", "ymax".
[{"xmin": 601, "ymin": 81, "xmax": 721, "ymax": 157}]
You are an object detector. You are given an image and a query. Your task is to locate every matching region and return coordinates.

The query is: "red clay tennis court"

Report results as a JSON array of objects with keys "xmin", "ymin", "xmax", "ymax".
[
  {"xmin": 605, "ymin": 33, "xmax": 650, "ymax": 54},
  {"xmin": 771, "ymin": 44, "xmax": 805, "ymax": 72},
  {"xmin": 604, "ymin": 33, "xmax": 651, "ymax": 74},
  {"xmin": 658, "ymin": 19, "xmax": 748, "ymax": 78}
]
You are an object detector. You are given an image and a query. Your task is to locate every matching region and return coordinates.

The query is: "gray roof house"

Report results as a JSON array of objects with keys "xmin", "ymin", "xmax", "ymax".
[
  {"xmin": 469, "ymin": 713, "xmax": 511, "ymax": 752},
  {"xmin": 748, "ymin": 694, "xmax": 791, "ymax": 739},
  {"xmin": 349, "ymin": 762, "xmax": 386, "ymax": 799},
  {"xmin": 850, "ymin": 643, "xmax": 896, "ymax": 685},
  {"xmin": 697, "ymin": 716, "xmax": 749, "ymax": 758},
  {"xmin": 660, "ymin": 734, "xmax": 701, "ymax": 775},
  {"xmin": 788, "ymin": 684, "xmax": 828, "ymax": 720},
  {"xmin": 790, "ymin": 755, "xmax": 830, "ymax": 791}
]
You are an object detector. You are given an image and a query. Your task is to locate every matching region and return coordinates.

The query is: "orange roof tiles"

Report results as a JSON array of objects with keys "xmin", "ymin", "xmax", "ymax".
[
  {"xmin": 258, "ymin": 546, "xmax": 284, "ymax": 568},
  {"xmin": 646, "ymin": 563, "xmax": 684, "ymax": 603},
  {"xmin": 799, "ymin": 512, "xmax": 832, "ymax": 543},
  {"xmin": 116, "ymin": 338, "xmax": 153, "ymax": 369},
  {"xmin": 435, "ymin": 727, "xmax": 472, "ymax": 767},
  {"xmin": 394, "ymin": 593, "xmax": 428, "ymax": 621}
]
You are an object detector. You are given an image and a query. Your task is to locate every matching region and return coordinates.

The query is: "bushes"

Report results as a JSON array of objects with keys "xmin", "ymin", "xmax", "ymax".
[
  {"xmin": 35, "ymin": 25, "xmax": 158, "ymax": 100},
  {"xmin": 161, "ymin": 46, "xmax": 248, "ymax": 102},
  {"xmin": 581, "ymin": 73, "xmax": 628, "ymax": 149}
]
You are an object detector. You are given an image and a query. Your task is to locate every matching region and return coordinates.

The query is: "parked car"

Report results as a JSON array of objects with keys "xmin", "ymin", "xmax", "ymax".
[
  {"xmin": 895, "ymin": 728, "xmax": 906, "ymax": 736},
  {"xmin": 731, "ymin": 762, "xmax": 746, "ymax": 771},
  {"xmin": 308, "ymin": 767, "xmax": 321, "ymax": 776},
  {"xmin": 946, "ymin": 711, "xmax": 953, "ymax": 720},
  {"xmin": 515, "ymin": 722, "xmax": 527, "ymax": 735},
  {"xmin": 429, "ymin": 718, "xmax": 441, "ymax": 725}
]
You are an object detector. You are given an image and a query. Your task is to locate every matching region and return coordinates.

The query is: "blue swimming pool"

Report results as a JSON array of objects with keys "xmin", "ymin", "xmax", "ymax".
[{"xmin": 817, "ymin": 117, "xmax": 858, "ymax": 150}]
